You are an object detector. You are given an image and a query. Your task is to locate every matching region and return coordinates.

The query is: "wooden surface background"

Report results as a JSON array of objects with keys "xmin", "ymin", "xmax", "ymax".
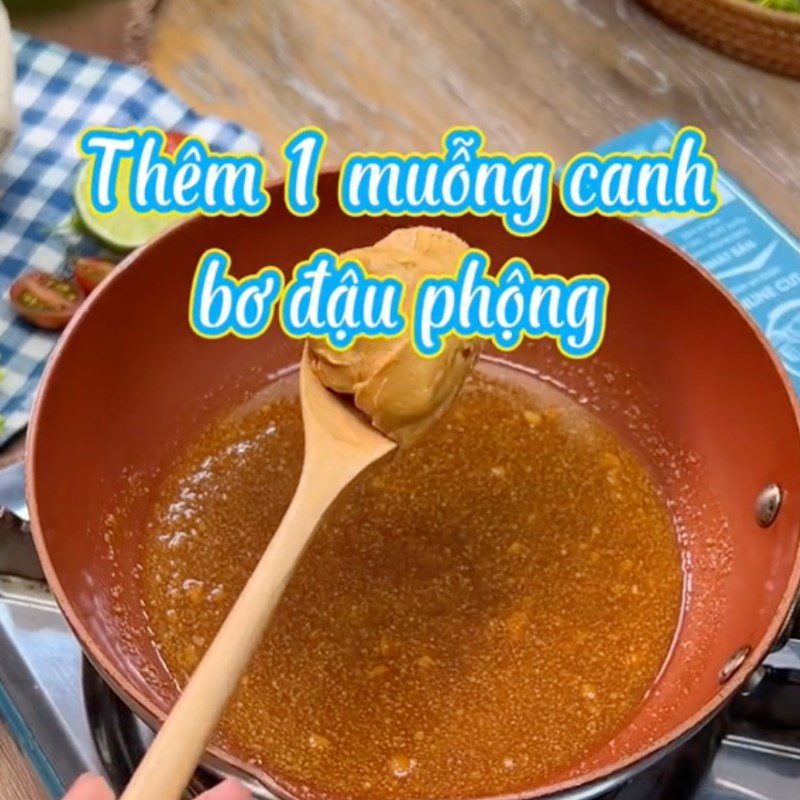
[
  {"xmin": 150, "ymin": 0, "xmax": 800, "ymax": 234},
  {"xmin": 3, "ymin": 0, "xmax": 800, "ymax": 798}
]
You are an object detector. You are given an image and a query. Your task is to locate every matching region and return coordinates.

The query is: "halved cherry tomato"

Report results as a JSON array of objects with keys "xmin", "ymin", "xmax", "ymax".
[
  {"xmin": 164, "ymin": 130, "xmax": 188, "ymax": 154},
  {"xmin": 9, "ymin": 270, "xmax": 84, "ymax": 330},
  {"xmin": 73, "ymin": 257, "xmax": 116, "ymax": 295}
]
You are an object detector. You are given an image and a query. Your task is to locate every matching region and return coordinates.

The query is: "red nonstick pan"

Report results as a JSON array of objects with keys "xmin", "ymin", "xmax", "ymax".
[{"xmin": 26, "ymin": 171, "xmax": 800, "ymax": 799}]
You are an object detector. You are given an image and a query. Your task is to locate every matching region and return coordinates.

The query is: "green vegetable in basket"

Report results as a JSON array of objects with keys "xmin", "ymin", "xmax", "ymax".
[{"xmin": 751, "ymin": 0, "xmax": 800, "ymax": 11}]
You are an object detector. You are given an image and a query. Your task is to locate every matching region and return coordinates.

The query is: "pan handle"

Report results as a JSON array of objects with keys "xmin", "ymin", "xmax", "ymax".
[
  {"xmin": 730, "ymin": 614, "xmax": 800, "ymax": 729},
  {"xmin": 764, "ymin": 601, "xmax": 800, "ymax": 673},
  {"xmin": 763, "ymin": 638, "xmax": 800, "ymax": 675}
]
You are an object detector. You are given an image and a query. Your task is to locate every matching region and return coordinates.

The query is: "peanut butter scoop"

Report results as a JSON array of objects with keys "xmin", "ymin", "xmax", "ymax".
[{"xmin": 307, "ymin": 226, "xmax": 481, "ymax": 446}]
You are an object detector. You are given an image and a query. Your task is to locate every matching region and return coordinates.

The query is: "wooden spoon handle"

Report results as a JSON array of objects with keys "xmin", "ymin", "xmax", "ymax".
[
  {"xmin": 119, "ymin": 354, "xmax": 396, "ymax": 800},
  {"xmin": 118, "ymin": 467, "xmax": 346, "ymax": 800}
]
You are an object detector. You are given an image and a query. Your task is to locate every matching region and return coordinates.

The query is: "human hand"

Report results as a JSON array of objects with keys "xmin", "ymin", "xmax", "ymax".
[{"xmin": 64, "ymin": 773, "xmax": 251, "ymax": 800}]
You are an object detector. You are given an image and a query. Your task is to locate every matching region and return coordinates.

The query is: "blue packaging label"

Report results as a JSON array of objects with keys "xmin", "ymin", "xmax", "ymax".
[{"xmin": 594, "ymin": 119, "xmax": 800, "ymax": 393}]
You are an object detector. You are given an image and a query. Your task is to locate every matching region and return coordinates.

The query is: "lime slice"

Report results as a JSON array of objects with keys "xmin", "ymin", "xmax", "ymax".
[{"xmin": 74, "ymin": 160, "xmax": 186, "ymax": 251}]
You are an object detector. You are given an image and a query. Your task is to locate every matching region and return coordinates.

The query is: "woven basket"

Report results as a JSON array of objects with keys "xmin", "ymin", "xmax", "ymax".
[{"xmin": 638, "ymin": 0, "xmax": 800, "ymax": 79}]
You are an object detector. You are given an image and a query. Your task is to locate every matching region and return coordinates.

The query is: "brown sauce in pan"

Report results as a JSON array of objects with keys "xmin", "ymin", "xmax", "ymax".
[{"xmin": 140, "ymin": 361, "xmax": 683, "ymax": 800}]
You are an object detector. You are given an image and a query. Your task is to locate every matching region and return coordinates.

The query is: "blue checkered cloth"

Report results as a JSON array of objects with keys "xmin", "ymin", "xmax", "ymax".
[{"xmin": 0, "ymin": 33, "xmax": 261, "ymax": 445}]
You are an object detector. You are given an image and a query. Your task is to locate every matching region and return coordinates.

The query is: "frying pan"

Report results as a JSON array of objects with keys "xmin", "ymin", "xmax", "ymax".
[{"xmin": 26, "ymin": 171, "xmax": 800, "ymax": 800}]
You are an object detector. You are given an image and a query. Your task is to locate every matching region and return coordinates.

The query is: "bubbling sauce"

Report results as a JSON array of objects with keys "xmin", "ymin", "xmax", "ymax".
[{"xmin": 141, "ymin": 362, "xmax": 683, "ymax": 800}]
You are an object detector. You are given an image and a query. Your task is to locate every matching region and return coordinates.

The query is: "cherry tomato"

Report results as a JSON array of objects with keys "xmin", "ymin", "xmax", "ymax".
[
  {"xmin": 73, "ymin": 257, "xmax": 116, "ymax": 295},
  {"xmin": 164, "ymin": 130, "xmax": 188, "ymax": 154},
  {"xmin": 9, "ymin": 270, "xmax": 84, "ymax": 330}
]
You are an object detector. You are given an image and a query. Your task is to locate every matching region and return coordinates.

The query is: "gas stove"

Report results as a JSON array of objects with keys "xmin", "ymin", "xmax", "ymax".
[{"xmin": 1, "ymin": 461, "xmax": 799, "ymax": 800}]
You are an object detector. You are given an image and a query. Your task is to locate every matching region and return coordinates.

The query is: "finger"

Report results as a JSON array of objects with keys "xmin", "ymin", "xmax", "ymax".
[
  {"xmin": 63, "ymin": 774, "xmax": 115, "ymax": 800},
  {"xmin": 199, "ymin": 778, "xmax": 252, "ymax": 800}
]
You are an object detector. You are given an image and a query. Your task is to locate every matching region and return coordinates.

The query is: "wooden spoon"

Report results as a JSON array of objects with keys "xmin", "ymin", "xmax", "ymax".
[{"xmin": 119, "ymin": 348, "xmax": 397, "ymax": 800}]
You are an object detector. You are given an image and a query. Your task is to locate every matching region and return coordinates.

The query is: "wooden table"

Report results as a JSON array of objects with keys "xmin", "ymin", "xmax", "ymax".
[
  {"xmin": 150, "ymin": 0, "xmax": 800, "ymax": 235},
  {"xmin": 3, "ymin": 0, "xmax": 800, "ymax": 797}
]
